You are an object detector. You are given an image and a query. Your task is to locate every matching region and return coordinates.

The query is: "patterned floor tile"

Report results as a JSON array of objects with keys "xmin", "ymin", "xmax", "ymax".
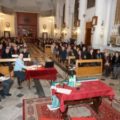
[
  {"xmin": 14, "ymin": 115, "xmax": 22, "ymax": 120},
  {"xmin": 17, "ymin": 93, "xmax": 24, "ymax": 97},
  {"xmin": 0, "ymin": 105, "xmax": 4, "ymax": 110},
  {"xmin": 16, "ymin": 103, "xmax": 22, "ymax": 108}
]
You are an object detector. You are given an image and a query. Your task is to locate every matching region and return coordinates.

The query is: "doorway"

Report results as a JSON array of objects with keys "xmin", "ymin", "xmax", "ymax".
[{"xmin": 85, "ymin": 22, "xmax": 92, "ymax": 46}]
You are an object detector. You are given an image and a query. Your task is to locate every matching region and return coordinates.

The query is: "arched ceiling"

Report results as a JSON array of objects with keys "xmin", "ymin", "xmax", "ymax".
[{"xmin": 0, "ymin": 0, "xmax": 57, "ymax": 16}]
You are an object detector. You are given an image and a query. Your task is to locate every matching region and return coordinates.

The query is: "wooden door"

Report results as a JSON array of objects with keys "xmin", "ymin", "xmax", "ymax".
[{"xmin": 85, "ymin": 22, "xmax": 92, "ymax": 46}]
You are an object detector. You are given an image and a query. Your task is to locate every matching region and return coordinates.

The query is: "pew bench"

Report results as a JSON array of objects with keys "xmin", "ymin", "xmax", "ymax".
[
  {"xmin": 0, "ymin": 58, "xmax": 31, "ymax": 63},
  {"xmin": 75, "ymin": 59, "xmax": 103, "ymax": 78}
]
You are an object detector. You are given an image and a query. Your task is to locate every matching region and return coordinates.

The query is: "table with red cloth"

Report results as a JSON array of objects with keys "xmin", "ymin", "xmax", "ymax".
[
  {"xmin": 52, "ymin": 80, "xmax": 115, "ymax": 113},
  {"xmin": 26, "ymin": 67, "xmax": 57, "ymax": 88}
]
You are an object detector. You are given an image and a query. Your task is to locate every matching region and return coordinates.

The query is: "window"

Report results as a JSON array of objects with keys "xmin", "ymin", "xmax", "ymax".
[{"xmin": 87, "ymin": 0, "xmax": 95, "ymax": 9}]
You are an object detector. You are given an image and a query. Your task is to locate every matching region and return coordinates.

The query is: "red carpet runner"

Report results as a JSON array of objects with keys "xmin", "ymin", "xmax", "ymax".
[{"xmin": 23, "ymin": 97, "xmax": 120, "ymax": 120}]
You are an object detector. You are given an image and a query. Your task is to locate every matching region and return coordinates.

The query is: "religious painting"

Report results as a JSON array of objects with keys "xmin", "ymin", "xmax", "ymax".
[
  {"xmin": 87, "ymin": 0, "xmax": 95, "ymax": 9},
  {"xmin": 92, "ymin": 16, "xmax": 98, "ymax": 26}
]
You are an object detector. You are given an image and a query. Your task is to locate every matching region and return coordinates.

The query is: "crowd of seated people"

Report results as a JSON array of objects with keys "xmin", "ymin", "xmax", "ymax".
[
  {"xmin": 40, "ymin": 39, "xmax": 120, "ymax": 79},
  {"xmin": 39, "ymin": 38, "xmax": 60, "ymax": 50},
  {"xmin": 0, "ymin": 37, "xmax": 29, "ymax": 60},
  {"xmin": 0, "ymin": 37, "xmax": 30, "ymax": 100}
]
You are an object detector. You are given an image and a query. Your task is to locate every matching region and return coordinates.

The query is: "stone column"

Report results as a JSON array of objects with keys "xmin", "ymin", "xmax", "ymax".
[
  {"xmin": 92, "ymin": 0, "xmax": 115, "ymax": 48},
  {"xmin": 77, "ymin": 0, "xmax": 87, "ymax": 44}
]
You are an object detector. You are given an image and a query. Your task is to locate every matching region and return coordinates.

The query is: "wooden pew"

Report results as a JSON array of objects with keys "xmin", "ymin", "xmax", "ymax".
[
  {"xmin": 0, "ymin": 58, "xmax": 31, "ymax": 62},
  {"xmin": 0, "ymin": 66, "xmax": 10, "ymax": 76},
  {"xmin": 75, "ymin": 59, "xmax": 103, "ymax": 77}
]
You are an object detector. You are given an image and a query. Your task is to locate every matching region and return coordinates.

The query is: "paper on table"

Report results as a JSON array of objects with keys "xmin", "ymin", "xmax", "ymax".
[
  {"xmin": 47, "ymin": 104, "xmax": 59, "ymax": 111},
  {"xmin": 26, "ymin": 65, "xmax": 42, "ymax": 70},
  {"xmin": 56, "ymin": 87, "xmax": 72, "ymax": 95},
  {"xmin": 77, "ymin": 78, "xmax": 99, "ymax": 83},
  {"xmin": 12, "ymin": 54, "xmax": 18, "ymax": 58},
  {"xmin": 0, "ymin": 77, "xmax": 10, "ymax": 82}
]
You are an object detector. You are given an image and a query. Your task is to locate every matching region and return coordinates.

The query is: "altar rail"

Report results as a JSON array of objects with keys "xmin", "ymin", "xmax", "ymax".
[{"xmin": 75, "ymin": 59, "xmax": 103, "ymax": 77}]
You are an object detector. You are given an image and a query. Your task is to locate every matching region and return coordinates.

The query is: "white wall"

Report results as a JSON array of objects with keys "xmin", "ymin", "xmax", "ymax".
[
  {"xmin": 38, "ymin": 16, "xmax": 55, "ymax": 38},
  {"xmin": 78, "ymin": 0, "xmax": 95, "ymax": 44},
  {"xmin": 92, "ymin": 0, "xmax": 115, "ymax": 48},
  {"xmin": 0, "ymin": 12, "xmax": 16, "ymax": 37},
  {"xmin": 77, "ymin": 0, "xmax": 116, "ymax": 48}
]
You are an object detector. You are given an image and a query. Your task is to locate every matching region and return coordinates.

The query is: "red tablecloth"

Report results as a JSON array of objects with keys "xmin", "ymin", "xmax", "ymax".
[
  {"xmin": 26, "ymin": 67, "xmax": 57, "ymax": 81},
  {"xmin": 53, "ymin": 80, "xmax": 115, "ymax": 112}
]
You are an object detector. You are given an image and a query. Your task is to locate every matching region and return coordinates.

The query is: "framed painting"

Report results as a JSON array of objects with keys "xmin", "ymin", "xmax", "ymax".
[
  {"xmin": 92, "ymin": 16, "xmax": 98, "ymax": 26},
  {"xmin": 87, "ymin": 0, "xmax": 95, "ymax": 9}
]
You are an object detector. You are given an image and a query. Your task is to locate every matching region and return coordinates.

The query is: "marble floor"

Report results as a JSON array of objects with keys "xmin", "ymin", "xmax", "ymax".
[{"xmin": 0, "ymin": 44, "xmax": 120, "ymax": 120}]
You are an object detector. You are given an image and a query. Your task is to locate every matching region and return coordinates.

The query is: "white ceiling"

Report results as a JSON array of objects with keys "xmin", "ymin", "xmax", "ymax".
[{"xmin": 0, "ymin": 0, "xmax": 57, "ymax": 16}]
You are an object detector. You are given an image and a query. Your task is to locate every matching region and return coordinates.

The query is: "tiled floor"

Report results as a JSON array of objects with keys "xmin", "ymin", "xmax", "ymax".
[{"xmin": 0, "ymin": 44, "xmax": 120, "ymax": 120}]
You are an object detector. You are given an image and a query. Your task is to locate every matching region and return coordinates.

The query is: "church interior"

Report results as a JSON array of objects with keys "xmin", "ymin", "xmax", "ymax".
[{"xmin": 0, "ymin": 0, "xmax": 120, "ymax": 120}]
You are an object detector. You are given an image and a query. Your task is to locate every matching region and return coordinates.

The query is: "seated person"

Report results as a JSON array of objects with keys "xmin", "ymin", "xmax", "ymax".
[
  {"xmin": 11, "ymin": 45, "xmax": 20, "ymax": 55},
  {"xmin": 2, "ymin": 47, "xmax": 12, "ymax": 66},
  {"xmin": 0, "ymin": 73, "xmax": 13, "ymax": 97},
  {"xmin": 22, "ymin": 47, "xmax": 30, "ymax": 58},
  {"xmin": 2, "ymin": 47, "xmax": 12, "ymax": 58},
  {"xmin": 112, "ymin": 52, "xmax": 120, "ymax": 79},
  {"xmin": 14, "ymin": 53, "xmax": 27, "ymax": 89}
]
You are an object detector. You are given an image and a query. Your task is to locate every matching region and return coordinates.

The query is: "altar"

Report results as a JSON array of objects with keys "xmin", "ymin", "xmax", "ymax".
[{"xmin": 51, "ymin": 80, "xmax": 115, "ymax": 115}]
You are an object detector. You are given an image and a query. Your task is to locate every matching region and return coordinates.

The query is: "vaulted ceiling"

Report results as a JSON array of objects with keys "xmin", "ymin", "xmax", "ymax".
[{"xmin": 0, "ymin": 0, "xmax": 57, "ymax": 16}]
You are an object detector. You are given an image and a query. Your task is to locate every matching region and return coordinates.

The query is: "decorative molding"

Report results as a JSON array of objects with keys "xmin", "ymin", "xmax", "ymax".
[{"xmin": 0, "ymin": 5, "xmax": 14, "ymax": 14}]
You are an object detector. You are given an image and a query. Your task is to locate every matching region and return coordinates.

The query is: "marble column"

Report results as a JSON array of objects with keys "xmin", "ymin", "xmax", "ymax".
[
  {"xmin": 92, "ymin": 0, "xmax": 116, "ymax": 48},
  {"xmin": 77, "ymin": 0, "xmax": 87, "ymax": 44}
]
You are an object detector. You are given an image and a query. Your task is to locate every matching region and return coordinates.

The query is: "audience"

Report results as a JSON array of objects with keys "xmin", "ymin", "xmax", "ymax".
[{"xmin": 40, "ymin": 38, "xmax": 120, "ymax": 79}]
